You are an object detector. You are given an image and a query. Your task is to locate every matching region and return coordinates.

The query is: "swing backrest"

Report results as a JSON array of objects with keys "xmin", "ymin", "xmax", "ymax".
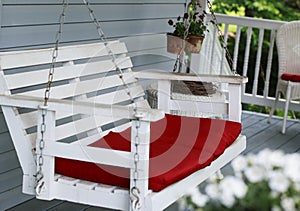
[{"xmin": 0, "ymin": 41, "xmax": 147, "ymax": 150}]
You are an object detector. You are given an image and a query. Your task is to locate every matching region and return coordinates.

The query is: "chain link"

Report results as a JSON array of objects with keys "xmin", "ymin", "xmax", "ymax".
[
  {"xmin": 130, "ymin": 120, "xmax": 142, "ymax": 210},
  {"xmin": 44, "ymin": 0, "xmax": 68, "ymax": 106},
  {"xmin": 35, "ymin": 0, "xmax": 69, "ymax": 196},
  {"xmin": 206, "ymin": 0, "xmax": 237, "ymax": 75},
  {"xmin": 82, "ymin": 0, "xmax": 142, "ymax": 209},
  {"xmin": 173, "ymin": 0, "xmax": 190, "ymax": 73},
  {"xmin": 35, "ymin": 108, "xmax": 47, "ymax": 195}
]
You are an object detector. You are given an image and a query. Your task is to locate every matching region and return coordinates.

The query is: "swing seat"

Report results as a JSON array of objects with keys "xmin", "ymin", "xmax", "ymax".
[
  {"xmin": 0, "ymin": 40, "xmax": 247, "ymax": 210},
  {"xmin": 56, "ymin": 114, "xmax": 242, "ymax": 192}
]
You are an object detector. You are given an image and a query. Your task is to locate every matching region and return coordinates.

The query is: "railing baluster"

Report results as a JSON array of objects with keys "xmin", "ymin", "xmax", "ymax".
[
  {"xmin": 220, "ymin": 23, "xmax": 229, "ymax": 74},
  {"xmin": 210, "ymin": 25, "xmax": 217, "ymax": 74},
  {"xmin": 233, "ymin": 25, "xmax": 241, "ymax": 72},
  {"xmin": 264, "ymin": 29, "xmax": 276, "ymax": 98},
  {"xmin": 242, "ymin": 27, "xmax": 252, "ymax": 93},
  {"xmin": 252, "ymin": 28, "xmax": 264, "ymax": 96}
]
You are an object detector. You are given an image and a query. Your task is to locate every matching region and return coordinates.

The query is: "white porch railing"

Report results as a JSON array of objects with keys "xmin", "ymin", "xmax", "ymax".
[{"xmin": 211, "ymin": 14, "xmax": 300, "ymax": 112}]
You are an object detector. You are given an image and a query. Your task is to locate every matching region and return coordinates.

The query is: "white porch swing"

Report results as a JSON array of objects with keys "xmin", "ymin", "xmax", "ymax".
[{"xmin": 0, "ymin": 0, "xmax": 247, "ymax": 210}]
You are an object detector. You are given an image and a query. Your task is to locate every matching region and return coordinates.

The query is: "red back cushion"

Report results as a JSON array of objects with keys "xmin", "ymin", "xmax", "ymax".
[{"xmin": 281, "ymin": 73, "xmax": 300, "ymax": 82}]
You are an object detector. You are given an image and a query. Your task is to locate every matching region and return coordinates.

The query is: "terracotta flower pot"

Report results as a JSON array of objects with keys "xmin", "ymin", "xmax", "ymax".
[{"xmin": 167, "ymin": 33, "xmax": 204, "ymax": 54}]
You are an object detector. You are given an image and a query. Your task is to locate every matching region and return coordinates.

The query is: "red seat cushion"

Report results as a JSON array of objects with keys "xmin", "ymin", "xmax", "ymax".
[
  {"xmin": 281, "ymin": 73, "xmax": 300, "ymax": 82},
  {"xmin": 55, "ymin": 114, "xmax": 241, "ymax": 192}
]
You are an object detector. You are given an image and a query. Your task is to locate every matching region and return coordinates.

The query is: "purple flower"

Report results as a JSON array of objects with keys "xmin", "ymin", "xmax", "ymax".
[
  {"xmin": 184, "ymin": 13, "xmax": 189, "ymax": 19},
  {"xmin": 168, "ymin": 19, "xmax": 174, "ymax": 26}
]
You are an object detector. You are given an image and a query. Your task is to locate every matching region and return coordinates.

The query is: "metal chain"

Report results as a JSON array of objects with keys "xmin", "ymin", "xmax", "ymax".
[
  {"xmin": 207, "ymin": 0, "xmax": 237, "ymax": 75},
  {"xmin": 82, "ymin": 0, "xmax": 141, "ymax": 209},
  {"xmin": 44, "ymin": 0, "xmax": 69, "ymax": 106},
  {"xmin": 173, "ymin": 0, "xmax": 190, "ymax": 73},
  {"xmin": 82, "ymin": 0, "xmax": 138, "ymax": 111},
  {"xmin": 35, "ymin": 108, "xmax": 46, "ymax": 195},
  {"xmin": 131, "ymin": 120, "xmax": 141, "ymax": 210},
  {"xmin": 35, "ymin": 0, "xmax": 68, "ymax": 196}
]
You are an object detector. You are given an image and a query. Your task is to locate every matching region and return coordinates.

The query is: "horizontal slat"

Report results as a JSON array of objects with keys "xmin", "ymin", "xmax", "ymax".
[
  {"xmin": 20, "ymin": 72, "xmax": 137, "ymax": 98},
  {"xmin": 135, "ymin": 71, "xmax": 248, "ymax": 84},
  {"xmin": 26, "ymin": 100, "xmax": 148, "ymax": 143},
  {"xmin": 44, "ymin": 142, "xmax": 133, "ymax": 168},
  {"xmin": 170, "ymin": 99, "xmax": 228, "ymax": 115},
  {"xmin": 5, "ymin": 57, "xmax": 133, "ymax": 89},
  {"xmin": 0, "ymin": 41, "xmax": 127, "ymax": 69},
  {"xmin": 52, "ymin": 180, "xmax": 129, "ymax": 210},
  {"xmin": 19, "ymin": 85, "xmax": 145, "ymax": 129},
  {"xmin": 0, "ymin": 95, "xmax": 163, "ymax": 122},
  {"xmin": 27, "ymin": 100, "xmax": 149, "ymax": 141},
  {"xmin": 55, "ymin": 115, "xmax": 115, "ymax": 140},
  {"xmin": 75, "ymin": 122, "xmax": 131, "ymax": 146}
]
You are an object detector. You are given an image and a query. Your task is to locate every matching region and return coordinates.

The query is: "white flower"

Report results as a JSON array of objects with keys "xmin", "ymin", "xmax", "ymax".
[
  {"xmin": 284, "ymin": 153, "xmax": 300, "ymax": 183},
  {"xmin": 219, "ymin": 191, "xmax": 235, "ymax": 208},
  {"xmin": 268, "ymin": 171, "xmax": 290, "ymax": 193},
  {"xmin": 271, "ymin": 206, "xmax": 281, "ymax": 211},
  {"xmin": 245, "ymin": 165, "xmax": 266, "ymax": 183},
  {"xmin": 295, "ymin": 182, "xmax": 300, "ymax": 192},
  {"xmin": 231, "ymin": 155, "xmax": 247, "ymax": 173},
  {"xmin": 256, "ymin": 148, "xmax": 273, "ymax": 169},
  {"xmin": 205, "ymin": 183, "xmax": 220, "ymax": 199},
  {"xmin": 219, "ymin": 176, "xmax": 247, "ymax": 199},
  {"xmin": 281, "ymin": 197, "xmax": 296, "ymax": 211},
  {"xmin": 209, "ymin": 173, "xmax": 219, "ymax": 183},
  {"xmin": 269, "ymin": 150, "xmax": 285, "ymax": 168},
  {"xmin": 191, "ymin": 192, "xmax": 209, "ymax": 207}
]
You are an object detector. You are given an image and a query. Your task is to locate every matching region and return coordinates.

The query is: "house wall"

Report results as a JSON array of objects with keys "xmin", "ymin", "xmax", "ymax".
[{"xmin": 0, "ymin": 1, "xmax": 185, "ymax": 209}]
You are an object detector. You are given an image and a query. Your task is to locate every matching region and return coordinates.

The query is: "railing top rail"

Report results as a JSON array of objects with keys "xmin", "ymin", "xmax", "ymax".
[{"xmin": 213, "ymin": 13, "xmax": 287, "ymax": 30}]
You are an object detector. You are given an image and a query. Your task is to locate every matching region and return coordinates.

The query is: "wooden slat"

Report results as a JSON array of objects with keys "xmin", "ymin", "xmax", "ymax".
[
  {"xmin": 44, "ymin": 142, "xmax": 133, "ymax": 168},
  {"xmin": 5, "ymin": 57, "xmax": 132, "ymax": 90},
  {"xmin": 135, "ymin": 71, "xmax": 248, "ymax": 84},
  {"xmin": 0, "ymin": 41, "xmax": 127, "ymax": 69},
  {"xmin": 19, "ymin": 72, "xmax": 137, "ymax": 99},
  {"xmin": 27, "ymin": 100, "xmax": 149, "ymax": 142},
  {"xmin": 19, "ymin": 85, "xmax": 145, "ymax": 129}
]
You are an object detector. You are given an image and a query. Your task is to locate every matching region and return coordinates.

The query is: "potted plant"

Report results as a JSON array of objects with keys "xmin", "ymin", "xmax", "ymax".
[{"xmin": 167, "ymin": 0, "xmax": 208, "ymax": 54}]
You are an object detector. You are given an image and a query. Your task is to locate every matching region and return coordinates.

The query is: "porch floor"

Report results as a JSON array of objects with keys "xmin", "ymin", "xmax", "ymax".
[{"xmin": 7, "ymin": 111, "xmax": 300, "ymax": 211}]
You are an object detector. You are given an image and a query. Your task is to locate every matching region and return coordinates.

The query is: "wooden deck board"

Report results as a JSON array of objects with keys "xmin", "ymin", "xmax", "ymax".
[{"xmin": 6, "ymin": 111, "xmax": 300, "ymax": 211}]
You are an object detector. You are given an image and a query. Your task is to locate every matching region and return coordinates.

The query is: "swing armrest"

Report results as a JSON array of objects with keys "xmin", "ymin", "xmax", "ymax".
[
  {"xmin": 0, "ymin": 94, "xmax": 164, "ymax": 122},
  {"xmin": 134, "ymin": 71, "xmax": 248, "ymax": 84}
]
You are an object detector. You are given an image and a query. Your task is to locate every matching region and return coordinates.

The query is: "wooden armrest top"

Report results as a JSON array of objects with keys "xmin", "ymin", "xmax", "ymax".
[
  {"xmin": 0, "ymin": 94, "xmax": 164, "ymax": 122},
  {"xmin": 134, "ymin": 70, "xmax": 248, "ymax": 84}
]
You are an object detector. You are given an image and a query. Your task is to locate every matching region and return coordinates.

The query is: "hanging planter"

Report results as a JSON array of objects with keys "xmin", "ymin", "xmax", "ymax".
[
  {"xmin": 167, "ymin": 0, "xmax": 208, "ymax": 56},
  {"xmin": 167, "ymin": 33, "xmax": 204, "ymax": 54}
]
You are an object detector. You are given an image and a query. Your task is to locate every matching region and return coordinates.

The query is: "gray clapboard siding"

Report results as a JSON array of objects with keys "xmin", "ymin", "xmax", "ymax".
[
  {"xmin": 0, "ymin": 1, "xmax": 184, "ymax": 50},
  {"xmin": 0, "ymin": 132, "xmax": 13, "ymax": 154},
  {"xmin": 0, "ymin": 150, "xmax": 20, "ymax": 174},
  {"xmin": 1, "ymin": 19, "xmax": 169, "ymax": 49},
  {"xmin": 0, "ymin": 1, "xmax": 185, "ymax": 210},
  {"xmin": 0, "ymin": 186, "xmax": 33, "ymax": 211},
  {"xmin": 2, "ymin": 0, "xmax": 184, "ymax": 4},
  {"xmin": 0, "ymin": 115, "xmax": 8, "ymax": 134},
  {"xmin": 2, "ymin": 4, "xmax": 182, "ymax": 25}
]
